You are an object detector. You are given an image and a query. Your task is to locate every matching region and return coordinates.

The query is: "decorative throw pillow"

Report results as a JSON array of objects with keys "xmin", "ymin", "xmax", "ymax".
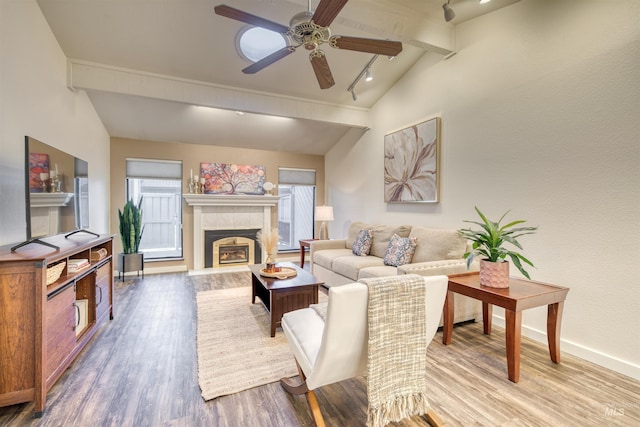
[
  {"xmin": 383, "ymin": 234, "xmax": 418, "ymax": 267},
  {"xmin": 352, "ymin": 229, "xmax": 374, "ymax": 256}
]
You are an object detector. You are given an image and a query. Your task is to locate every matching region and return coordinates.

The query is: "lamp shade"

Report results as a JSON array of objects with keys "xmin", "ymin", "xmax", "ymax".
[{"xmin": 315, "ymin": 205, "xmax": 334, "ymax": 222}]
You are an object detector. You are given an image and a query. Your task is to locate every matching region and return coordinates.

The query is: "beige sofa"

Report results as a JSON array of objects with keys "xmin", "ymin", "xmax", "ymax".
[{"xmin": 310, "ymin": 221, "xmax": 481, "ymax": 324}]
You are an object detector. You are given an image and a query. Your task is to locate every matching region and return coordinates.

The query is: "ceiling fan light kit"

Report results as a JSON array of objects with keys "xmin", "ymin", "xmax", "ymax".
[{"xmin": 214, "ymin": 0, "xmax": 403, "ymax": 90}]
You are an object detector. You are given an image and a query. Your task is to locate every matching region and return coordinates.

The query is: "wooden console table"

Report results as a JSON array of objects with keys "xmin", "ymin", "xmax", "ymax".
[
  {"xmin": 443, "ymin": 272, "xmax": 569, "ymax": 383},
  {"xmin": 0, "ymin": 233, "xmax": 114, "ymax": 416}
]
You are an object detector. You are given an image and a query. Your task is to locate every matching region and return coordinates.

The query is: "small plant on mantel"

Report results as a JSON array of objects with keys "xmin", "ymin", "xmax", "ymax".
[{"xmin": 458, "ymin": 206, "xmax": 537, "ymax": 287}]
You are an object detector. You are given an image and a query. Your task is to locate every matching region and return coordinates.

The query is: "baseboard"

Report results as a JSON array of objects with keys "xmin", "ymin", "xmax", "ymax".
[
  {"xmin": 188, "ymin": 266, "xmax": 249, "ymax": 276},
  {"xmin": 275, "ymin": 255, "xmax": 299, "ymax": 263},
  {"xmin": 115, "ymin": 264, "xmax": 188, "ymax": 277},
  {"xmin": 492, "ymin": 315, "xmax": 640, "ymax": 381}
]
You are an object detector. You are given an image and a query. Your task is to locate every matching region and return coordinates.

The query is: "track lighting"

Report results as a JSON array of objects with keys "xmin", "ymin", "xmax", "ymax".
[
  {"xmin": 365, "ymin": 68, "xmax": 373, "ymax": 82},
  {"xmin": 347, "ymin": 54, "xmax": 379, "ymax": 102},
  {"xmin": 479, "ymin": 0, "xmax": 491, "ymax": 4},
  {"xmin": 443, "ymin": 0, "xmax": 455, "ymax": 22}
]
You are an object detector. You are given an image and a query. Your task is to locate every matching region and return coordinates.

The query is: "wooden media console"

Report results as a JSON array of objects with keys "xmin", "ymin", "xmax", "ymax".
[{"xmin": 0, "ymin": 233, "xmax": 115, "ymax": 417}]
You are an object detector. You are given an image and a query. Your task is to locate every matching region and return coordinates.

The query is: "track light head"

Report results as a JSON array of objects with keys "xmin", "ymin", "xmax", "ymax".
[
  {"xmin": 365, "ymin": 68, "xmax": 373, "ymax": 82},
  {"xmin": 443, "ymin": 1, "xmax": 455, "ymax": 22},
  {"xmin": 351, "ymin": 90, "xmax": 358, "ymax": 101}
]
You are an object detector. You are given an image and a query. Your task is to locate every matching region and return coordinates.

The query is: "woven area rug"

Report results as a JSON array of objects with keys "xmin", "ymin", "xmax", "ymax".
[{"xmin": 196, "ymin": 286, "xmax": 297, "ymax": 400}]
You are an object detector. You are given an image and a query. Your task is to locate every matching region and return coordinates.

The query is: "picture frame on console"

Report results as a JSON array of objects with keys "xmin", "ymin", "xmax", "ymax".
[{"xmin": 384, "ymin": 116, "xmax": 440, "ymax": 203}]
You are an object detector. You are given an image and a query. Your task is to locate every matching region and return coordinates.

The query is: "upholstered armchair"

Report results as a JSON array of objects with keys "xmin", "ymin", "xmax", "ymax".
[{"xmin": 280, "ymin": 274, "xmax": 448, "ymax": 427}]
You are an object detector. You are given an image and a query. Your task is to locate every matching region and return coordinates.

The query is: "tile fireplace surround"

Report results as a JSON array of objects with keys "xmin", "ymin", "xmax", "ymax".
[{"xmin": 183, "ymin": 194, "xmax": 279, "ymax": 271}]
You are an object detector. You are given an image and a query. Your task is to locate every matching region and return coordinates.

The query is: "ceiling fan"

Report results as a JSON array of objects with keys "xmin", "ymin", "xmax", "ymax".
[{"xmin": 214, "ymin": 0, "xmax": 403, "ymax": 89}]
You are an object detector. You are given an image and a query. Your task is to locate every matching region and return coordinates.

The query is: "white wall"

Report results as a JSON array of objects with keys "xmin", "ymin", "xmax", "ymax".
[
  {"xmin": 326, "ymin": 0, "xmax": 640, "ymax": 379},
  {"xmin": 0, "ymin": 0, "xmax": 110, "ymax": 245}
]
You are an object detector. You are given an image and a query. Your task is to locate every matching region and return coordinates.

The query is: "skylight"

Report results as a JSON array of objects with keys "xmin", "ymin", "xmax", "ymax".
[{"xmin": 236, "ymin": 27, "xmax": 287, "ymax": 63}]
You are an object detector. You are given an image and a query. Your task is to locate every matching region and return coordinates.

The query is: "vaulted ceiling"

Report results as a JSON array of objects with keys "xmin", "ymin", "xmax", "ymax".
[{"xmin": 37, "ymin": 0, "xmax": 519, "ymax": 155}]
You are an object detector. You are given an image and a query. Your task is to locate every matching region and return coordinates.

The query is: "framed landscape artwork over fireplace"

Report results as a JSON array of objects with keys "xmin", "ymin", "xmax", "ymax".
[
  {"xmin": 200, "ymin": 163, "xmax": 266, "ymax": 195},
  {"xmin": 384, "ymin": 117, "xmax": 440, "ymax": 203}
]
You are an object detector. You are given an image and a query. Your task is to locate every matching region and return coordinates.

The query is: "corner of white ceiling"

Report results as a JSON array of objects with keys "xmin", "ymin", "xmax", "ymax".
[{"xmin": 406, "ymin": 17, "xmax": 456, "ymax": 56}]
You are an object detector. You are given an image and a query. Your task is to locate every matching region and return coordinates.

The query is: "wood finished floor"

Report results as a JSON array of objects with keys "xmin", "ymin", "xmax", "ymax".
[{"xmin": 1, "ymin": 271, "xmax": 639, "ymax": 426}]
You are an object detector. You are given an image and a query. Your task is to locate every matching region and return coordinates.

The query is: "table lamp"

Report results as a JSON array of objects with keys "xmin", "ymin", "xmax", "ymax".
[{"xmin": 315, "ymin": 205, "xmax": 334, "ymax": 240}]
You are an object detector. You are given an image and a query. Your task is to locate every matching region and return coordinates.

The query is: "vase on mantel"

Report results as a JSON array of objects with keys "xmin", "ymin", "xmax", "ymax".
[{"xmin": 479, "ymin": 260, "xmax": 510, "ymax": 288}]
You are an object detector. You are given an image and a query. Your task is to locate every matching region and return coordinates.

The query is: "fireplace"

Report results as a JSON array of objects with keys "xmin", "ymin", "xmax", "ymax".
[
  {"xmin": 204, "ymin": 229, "xmax": 261, "ymax": 268},
  {"xmin": 183, "ymin": 194, "xmax": 279, "ymax": 271},
  {"xmin": 218, "ymin": 242, "xmax": 249, "ymax": 265}
]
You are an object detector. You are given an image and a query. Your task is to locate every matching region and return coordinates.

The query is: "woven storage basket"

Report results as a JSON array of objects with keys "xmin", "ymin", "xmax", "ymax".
[{"xmin": 46, "ymin": 261, "xmax": 66, "ymax": 285}]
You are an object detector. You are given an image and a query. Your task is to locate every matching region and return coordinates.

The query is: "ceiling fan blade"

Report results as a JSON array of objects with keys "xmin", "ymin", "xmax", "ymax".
[
  {"xmin": 242, "ymin": 47, "xmax": 294, "ymax": 74},
  {"xmin": 312, "ymin": 0, "xmax": 349, "ymax": 27},
  {"xmin": 330, "ymin": 36, "xmax": 403, "ymax": 57},
  {"xmin": 309, "ymin": 50, "xmax": 335, "ymax": 90},
  {"xmin": 214, "ymin": 4, "xmax": 289, "ymax": 34}
]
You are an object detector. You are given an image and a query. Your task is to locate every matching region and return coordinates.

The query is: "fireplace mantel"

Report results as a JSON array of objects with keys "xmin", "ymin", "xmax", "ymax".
[
  {"xmin": 183, "ymin": 194, "xmax": 279, "ymax": 207},
  {"xmin": 183, "ymin": 194, "xmax": 279, "ymax": 271},
  {"xmin": 30, "ymin": 192, "xmax": 74, "ymax": 207}
]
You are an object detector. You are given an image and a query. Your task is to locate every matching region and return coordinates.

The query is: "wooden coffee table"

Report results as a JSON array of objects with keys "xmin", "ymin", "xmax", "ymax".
[
  {"xmin": 249, "ymin": 262, "xmax": 323, "ymax": 337},
  {"xmin": 443, "ymin": 272, "xmax": 569, "ymax": 383}
]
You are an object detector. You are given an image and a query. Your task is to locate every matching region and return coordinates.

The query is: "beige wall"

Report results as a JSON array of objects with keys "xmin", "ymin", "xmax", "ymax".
[
  {"xmin": 0, "ymin": 0, "xmax": 110, "ymax": 246},
  {"xmin": 326, "ymin": 0, "xmax": 640, "ymax": 379},
  {"xmin": 110, "ymin": 137, "xmax": 324, "ymax": 270}
]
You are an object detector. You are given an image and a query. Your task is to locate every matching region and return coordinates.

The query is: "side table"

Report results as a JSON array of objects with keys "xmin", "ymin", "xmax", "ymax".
[
  {"xmin": 298, "ymin": 239, "xmax": 317, "ymax": 268},
  {"xmin": 443, "ymin": 272, "xmax": 569, "ymax": 383}
]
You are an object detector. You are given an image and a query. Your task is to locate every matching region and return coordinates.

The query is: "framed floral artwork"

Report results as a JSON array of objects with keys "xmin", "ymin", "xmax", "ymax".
[
  {"xmin": 384, "ymin": 117, "xmax": 440, "ymax": 203},
  {"xmin": 28, "ymin": 152, "xmax": 49, "ymax": 192},
  {"xmin": 200, "ymin": 163, "xmax": 266, "ymax": 195}
]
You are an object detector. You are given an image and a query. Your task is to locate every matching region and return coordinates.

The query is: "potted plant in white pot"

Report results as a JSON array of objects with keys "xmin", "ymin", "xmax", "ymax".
[
  {"xmin": 117, "ymin": 197, "xmax": 145, "ymax": 279},
  {"xmin": 458, "ymin": 207, "xmax": 537, "ymax": 288}
]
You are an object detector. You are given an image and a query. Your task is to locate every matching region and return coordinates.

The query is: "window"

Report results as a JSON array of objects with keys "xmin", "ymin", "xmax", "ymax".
[
  {"xmin": 236, "ymin": 26, "xmax": 287, "ymax": 63},
  {"xmin": 126, "ymin": 159, "xmax": 183, "ymax": 260},
  {"xmin": 277, "ymin": 168, "xmax": 316, "ymax": 252}
]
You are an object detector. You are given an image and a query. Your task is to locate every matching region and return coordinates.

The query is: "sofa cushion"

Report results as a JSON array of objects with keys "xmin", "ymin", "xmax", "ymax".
[
  {"xmin": 332, "ymin": 256, "xmax": 385, "ymax": 281},
  {"xmin": 352, "ymin": 228, "xmax": 374, "ymax": 256},
  {"xmin": 409, "ymin": 227, "xmax": 467, "ymax": 263},
  {"xmin": 383, "ymin": 234, "xmax": 418, "ymax": 266},
  {"xmin": 346, "ymin": 222, "xmax": 373, "ymax": 248},
  {"xmin": 313, "ymin": 248, "xmax": 353, "ymax": 270},
  {"xmin": 358, "ymin": 265, "xmax": 399, "ymax": 279},
  {"xmin": 370, "ymin": 224, "xmax": 412, "ymax": 258}
]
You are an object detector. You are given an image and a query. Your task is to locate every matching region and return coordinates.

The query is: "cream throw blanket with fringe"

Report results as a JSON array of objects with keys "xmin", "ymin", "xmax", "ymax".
[{"xmin": 360, "ymin": 275, "xmax": 430, "ymax": 427}]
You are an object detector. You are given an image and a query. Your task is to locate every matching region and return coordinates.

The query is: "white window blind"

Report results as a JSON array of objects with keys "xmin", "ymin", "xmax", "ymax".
[
  {"xmin": 278, "ymin": 167, "xmax": 316, "ymax": 185},
  {"xmin": 126, "ymin": 158, "xmax": 182, "ymax": 179}
]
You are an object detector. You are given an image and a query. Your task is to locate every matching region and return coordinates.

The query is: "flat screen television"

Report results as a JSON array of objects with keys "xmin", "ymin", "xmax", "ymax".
[{"xmin": 11, "ymin": 136, "xmax": 96, "ymax": 251}]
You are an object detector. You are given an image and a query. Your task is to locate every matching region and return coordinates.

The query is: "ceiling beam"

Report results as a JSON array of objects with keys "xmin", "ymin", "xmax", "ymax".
[{"xmin": 67, "ymin": 59, "xmax": 371, "ymax": 129}]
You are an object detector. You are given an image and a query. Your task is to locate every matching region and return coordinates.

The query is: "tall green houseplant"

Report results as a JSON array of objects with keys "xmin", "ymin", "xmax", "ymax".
[{"xmin": 118, "ymin": 198, "xmax": 144, "ymax": 254}]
